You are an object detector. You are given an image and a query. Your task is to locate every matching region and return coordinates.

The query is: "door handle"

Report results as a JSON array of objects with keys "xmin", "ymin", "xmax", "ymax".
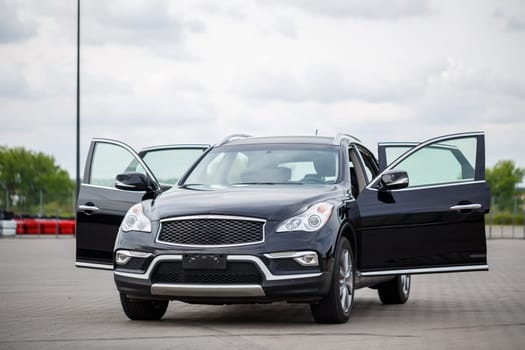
[
  {"xmin": 449, "ymin": 203, "xmax": 482, "ymax": 212},
  {"xmin": 78, "ymin": 204, "xmax": 100, "ymax": 212}
]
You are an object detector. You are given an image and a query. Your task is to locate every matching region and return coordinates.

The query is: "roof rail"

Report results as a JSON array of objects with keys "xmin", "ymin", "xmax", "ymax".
[
  {"xmin": 217, "ymin": 134, "xmax": 252, "ymax": 146},
  {"xmin": 333, "ymin": 133, "xmax": 362, "ymax": 145}
]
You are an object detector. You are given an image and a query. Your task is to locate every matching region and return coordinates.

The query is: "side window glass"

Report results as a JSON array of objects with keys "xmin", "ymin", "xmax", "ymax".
[
  {"xmin": 386, "ymin": 146, "xmax": 413, "ymax": 166},
  {"xmin": 392, "ymin": 137, "xmax": 477, "ymax": 187},
  {"xmin": 90, "ymin": 143, "xmax": 146, "ymax": 188},
  {"xmin": 142, "ymin": 148, "xmax": 205, "ymax": 185}
]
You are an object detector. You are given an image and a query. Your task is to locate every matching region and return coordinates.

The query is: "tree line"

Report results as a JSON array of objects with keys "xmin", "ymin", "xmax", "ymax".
[
  {"xmin": 0, "ymin": 146, "xmax": 524, "ymax": 220},
  {"xmin": 0, "ymin": 146, "xmax": 75, "ymax": 218}
]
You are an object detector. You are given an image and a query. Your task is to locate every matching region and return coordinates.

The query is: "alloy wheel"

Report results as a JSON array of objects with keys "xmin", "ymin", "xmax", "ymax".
[{"xmin": 339, "ymin": 249, "xmax": 353, "ymax": 313}]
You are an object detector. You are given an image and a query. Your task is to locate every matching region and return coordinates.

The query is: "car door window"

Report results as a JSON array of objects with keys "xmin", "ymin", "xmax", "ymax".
[
  {"xmin": 141, "ymin": 148, "xmax": 206, "ymax": 185},
  {"xmin": 385, "ymin": 146, "xmax": 413, "ymax": 166},
  {"xmin": 90, "ymin": 143, "xmax": 147, "ymax": 188},
  {"xmin": 390, "ymin": 136, "xmax": 477, "ymax": 188}
]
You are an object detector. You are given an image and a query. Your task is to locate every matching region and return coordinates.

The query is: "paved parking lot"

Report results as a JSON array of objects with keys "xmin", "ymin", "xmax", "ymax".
[{"xmin": 0, "ymin": 238, "xmax": 524, "ymax": 350}]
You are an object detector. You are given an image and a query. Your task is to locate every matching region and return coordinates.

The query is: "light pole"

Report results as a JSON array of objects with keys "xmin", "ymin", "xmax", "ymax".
[{"xmin": 76, "ymin": 0, "xmax": 81, "ymax": 204}]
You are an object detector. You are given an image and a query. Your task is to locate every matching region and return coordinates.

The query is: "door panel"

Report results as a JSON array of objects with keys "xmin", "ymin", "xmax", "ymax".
[
  {"xmin": 359, "ymin": 133, "xmax": 489, "ymax": 275},
  {"xmin": 76, "ymin": 139, "xmax": 157, "ymax": 269}
]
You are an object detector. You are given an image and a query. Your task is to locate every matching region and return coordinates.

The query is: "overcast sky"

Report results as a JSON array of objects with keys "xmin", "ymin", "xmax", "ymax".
[{"xmin": 1, "ymin": 0, "xmax": 524, "ymax": 180}]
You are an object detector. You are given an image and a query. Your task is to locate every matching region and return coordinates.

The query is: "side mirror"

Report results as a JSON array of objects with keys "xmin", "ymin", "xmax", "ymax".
[
  {"xmin": 379, "ymin": 170, "xmax": 409, "ymax": 190},
  {"xmin": 115, "ymin": 172, "xmax": 154, "ymax": 192}
]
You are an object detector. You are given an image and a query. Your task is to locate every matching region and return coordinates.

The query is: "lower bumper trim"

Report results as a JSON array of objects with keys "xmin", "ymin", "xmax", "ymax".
[{"xmin": 151, "ymin": 283, "xmax": 265, "ymax": 297}]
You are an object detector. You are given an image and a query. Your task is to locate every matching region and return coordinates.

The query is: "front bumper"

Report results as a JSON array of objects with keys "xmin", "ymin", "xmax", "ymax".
[{"xmin": 114, "ymin": 253, "xmax": 333, "ymax": 303}]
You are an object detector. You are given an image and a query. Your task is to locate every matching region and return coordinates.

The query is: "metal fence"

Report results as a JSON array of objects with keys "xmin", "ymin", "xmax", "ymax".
[{"xmin": 486, "ymin": 224, "xmax": 525, "ymax": 239}]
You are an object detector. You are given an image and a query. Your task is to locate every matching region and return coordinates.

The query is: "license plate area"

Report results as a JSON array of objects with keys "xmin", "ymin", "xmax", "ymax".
[{"xmin": 182, "ymin": 254, "xmax": 227, "ymax": 270}]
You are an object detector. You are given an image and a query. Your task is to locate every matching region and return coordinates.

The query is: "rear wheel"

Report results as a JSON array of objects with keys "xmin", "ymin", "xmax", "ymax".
[
  {"xmin": 119, "ymin": 293, "xmax": 169, "ymax": 320},
  {"xmin": 310, "ymin": 237, "xmax": 354, "ymax": 324},
  {"xmin": 377, "ymin": 274, "xmax": 411, "ymax": 304}
]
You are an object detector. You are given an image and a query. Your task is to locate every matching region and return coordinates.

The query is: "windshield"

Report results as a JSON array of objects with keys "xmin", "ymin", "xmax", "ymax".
[{"xmin": 182, "ymin": 143, "xmax": 340, "ymax": 186}]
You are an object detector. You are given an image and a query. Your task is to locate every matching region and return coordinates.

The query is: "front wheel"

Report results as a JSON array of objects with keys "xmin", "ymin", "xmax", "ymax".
[
  {"xmin": 310, "ymin": 237, "xmax": 354, "ymax": 324},
  {"xmin": 119, "ymin": 293, "xmax": 169, "ymax": 320},
  {"xmin": 377, "ymin": 274, "xmax": 411, "ymax": 304}
]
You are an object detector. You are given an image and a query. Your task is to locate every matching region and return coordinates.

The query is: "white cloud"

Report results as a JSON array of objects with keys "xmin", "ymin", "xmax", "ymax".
[
  {"xmin": 0, "ymin": 0, "xmax": 36, "ymax": 43},
  {"xmin": 260, "ymin": 0, "xmax": 431, "ymax": 19}
]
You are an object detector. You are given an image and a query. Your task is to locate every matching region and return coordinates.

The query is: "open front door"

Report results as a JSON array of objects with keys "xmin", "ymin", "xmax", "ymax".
[
  {"xmin": 358, "ymin": 132, "xmax": 490, "ymax": 276},
  {"xmin": 377, "ymin": 142, "xmax": 417, "ymax": 171},
  {"xmin": 75, "ymin": 139, "xmax": 159, "ymax": 270}
]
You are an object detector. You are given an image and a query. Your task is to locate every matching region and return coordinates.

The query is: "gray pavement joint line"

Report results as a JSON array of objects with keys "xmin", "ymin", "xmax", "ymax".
[
  {"xmin": 0, "ymin": 332, "xmax": 417, "ymax": 344},
  {"xmin": 426, "ymin": 322, "xmax": 525, "ymax": 331}
]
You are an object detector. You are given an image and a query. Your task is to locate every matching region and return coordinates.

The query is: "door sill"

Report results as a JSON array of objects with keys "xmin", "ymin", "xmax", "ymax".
[{"xmin": 360, "ymin": 264, "xmax": 488, "ymax": 276}]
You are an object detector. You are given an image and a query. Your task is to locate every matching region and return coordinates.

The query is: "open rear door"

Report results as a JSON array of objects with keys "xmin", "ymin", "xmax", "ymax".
[
  {"xmin": 359, "ymin": 132, "xmax": 489, "ymax": 276},
  {"xmin": 75, "ymin": 139, "xmax": 159, "ymax": 270}
]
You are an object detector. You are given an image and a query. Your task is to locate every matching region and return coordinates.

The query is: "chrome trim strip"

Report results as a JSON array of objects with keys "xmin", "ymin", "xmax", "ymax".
[
  {"xmin": 151, "ymin": 283, "xmax": 265, "ymax": 297},
  {"xmin": 264, "ymin": 251, "xmax": 317, "ymax": 259},
  {"xmin": 160, "ymin": 215, "xmax": 266, "ymax": 222},
  {"xmin": 75, "ymin": 262, "xmax": 114, "ymax": 270},
  {"xmin": 450, "ymin": 203, "xmax": 482, "ymax": 211},
  {"xmin": 115, "ymin": 255, "xmax": 183, "ymax": 279},
  {"xmin": 116, "ymin": 250, "xmax": 152, "ymax": 258},
  {"xmin": 156, "ymin": 215, "xmax": 266, "ymax": 248},
  {"xmin": 360, "ymin": 265, "xmax": 489, "ymax": 277},
  {"xmin": 367, "ymin": 180, "xmax": 486, "ymax": 192},
  {"xmin": 228, "ymin": 255, "xmax": 322, "ymax": 281},
  {"xmin": 113, "ymin": 254, "xmax": 322, "ymax": 281},
  {"xmin": 81, "ymin": 183, "xmax": 147, "ymax": 193},
  {"xmin": 140, "ymin": 144, "xmax": 209, "ymax": 152}
]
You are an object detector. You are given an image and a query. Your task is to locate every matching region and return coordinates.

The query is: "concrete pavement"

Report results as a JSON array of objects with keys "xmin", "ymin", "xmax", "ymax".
[{"xmin": 0, "ymin": 238, "xmax": 524, "ymax": 350}]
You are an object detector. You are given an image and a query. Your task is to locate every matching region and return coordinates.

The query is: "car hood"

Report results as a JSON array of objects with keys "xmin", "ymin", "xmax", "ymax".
[{"xmin": 147, "ymin": 185, "xmax": 345, "ymax": 222}]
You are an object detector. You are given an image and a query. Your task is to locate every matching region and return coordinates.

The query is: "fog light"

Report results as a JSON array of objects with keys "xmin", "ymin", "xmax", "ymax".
[
  {"xmin": 294, "ymin": 253, "xmax": 319, "ymax": 267},
  {"xmin": 115, "ymin": 251, "xmax": 132, "ymax": 265}
]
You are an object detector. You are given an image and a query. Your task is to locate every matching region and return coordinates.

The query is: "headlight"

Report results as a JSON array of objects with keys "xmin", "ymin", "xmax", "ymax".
[
  {"xmin": 276, "ymin": 202, "xmax": 334, "ymax": 232},
  {"xmin": 121, "ymin": 203, "xmax": 152, "ymax": 233}
]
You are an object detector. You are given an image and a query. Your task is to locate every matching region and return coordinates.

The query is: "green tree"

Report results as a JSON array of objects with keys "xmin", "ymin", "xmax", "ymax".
[
  {"xmin": 486, "ymin": 160, "xmax": 525, "ymax": 212},
  {"xmin": 0, "ymin": 146, "xmax": 75, "ymax": 217}
]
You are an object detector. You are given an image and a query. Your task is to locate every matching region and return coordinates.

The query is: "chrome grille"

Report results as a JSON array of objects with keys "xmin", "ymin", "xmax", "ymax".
[{"xmin": 157, "ymin": 216, "xmax": 265, "ymax": 247}]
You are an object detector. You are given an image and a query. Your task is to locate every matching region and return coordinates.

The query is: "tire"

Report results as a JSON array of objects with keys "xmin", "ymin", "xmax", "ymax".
[
  {"xmin": 377, "ymin": 274, "xmax": 411, "ymax": 305},
  {"xmin": 310, "ymin": 237, "xmax": 355, "ymax": 324},
  {"xmin": 119, "ymin": 293, "xmax": 169, "ymax": 320}
]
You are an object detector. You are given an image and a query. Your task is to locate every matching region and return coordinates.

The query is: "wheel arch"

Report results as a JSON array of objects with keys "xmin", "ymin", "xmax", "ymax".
[{"xmin": 337, "ymin": 221, "xmax": 358, "ymax": 265}]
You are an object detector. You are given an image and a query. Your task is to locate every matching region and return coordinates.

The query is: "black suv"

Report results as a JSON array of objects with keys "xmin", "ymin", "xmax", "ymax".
[{"xmin": 76, "ymin": 132, "xmax": 489, "ymax": 323}]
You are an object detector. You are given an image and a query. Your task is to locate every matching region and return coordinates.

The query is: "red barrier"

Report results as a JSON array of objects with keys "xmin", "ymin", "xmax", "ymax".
[
  {"xmin": 39, "ymin": 220, "xmax": 59, "ymax": 234},
  {"xmin": 24, "ymin": 219, "xmax": 39, "ymax": 234},
  {"xmin": 59, "ymin": 220, "xmax": 75, "ymax": 235},
  {"xmin": 14, "ymin": 219, "xmax": 76, "ymax": 235},
  {"xmin": 14, "ymin": 219, "xmax": 25, "ymax": 234}
]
